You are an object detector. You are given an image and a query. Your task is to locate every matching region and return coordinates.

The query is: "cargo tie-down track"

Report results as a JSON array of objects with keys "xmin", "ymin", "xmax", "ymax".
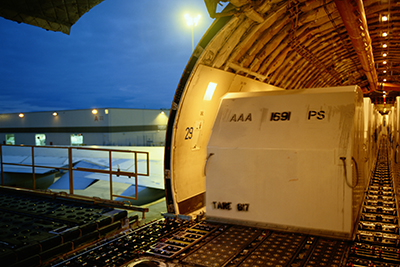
[
  {"xmin": 41, "ymin": 140, "xmax": 399, "ymax": 267},
  {"xmin": 348, "ymin": 141, "xmax": 400, "ymax": 266}
]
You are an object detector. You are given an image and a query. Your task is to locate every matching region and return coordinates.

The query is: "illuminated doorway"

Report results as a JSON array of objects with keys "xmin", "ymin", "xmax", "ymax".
[
  {"xmin": 71, "ymin": 134, "xmax": 83, "ymax": 146},
  {"xmin": 35, "ymin": 134, "xmax": 46, "ymax": 146},
  {"xmin": 5, "ymin": 134, "xmax": 15, "ymax": 145}
]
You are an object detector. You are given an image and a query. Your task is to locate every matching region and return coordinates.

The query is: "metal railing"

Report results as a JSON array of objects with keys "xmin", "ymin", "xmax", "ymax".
[{"xmin": 0, "ymin": 144, "xmax": 150, "ymax": 217}]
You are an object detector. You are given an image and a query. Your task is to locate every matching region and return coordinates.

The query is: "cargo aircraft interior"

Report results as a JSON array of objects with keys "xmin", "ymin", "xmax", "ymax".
[{"xmin": 3, "ymin": 0, "xmax": 400, "ymax": 266}]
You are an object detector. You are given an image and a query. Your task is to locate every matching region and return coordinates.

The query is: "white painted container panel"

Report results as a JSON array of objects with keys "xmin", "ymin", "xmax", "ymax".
[{"xmin": 206, "ymin": 86, "xmax": 364, "ymax": 238}]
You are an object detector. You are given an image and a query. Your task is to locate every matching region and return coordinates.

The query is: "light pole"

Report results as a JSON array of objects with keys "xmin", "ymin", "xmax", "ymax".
[{"xmin": 184, "ymin": 14, "xmax": 201, "ymax": 52}]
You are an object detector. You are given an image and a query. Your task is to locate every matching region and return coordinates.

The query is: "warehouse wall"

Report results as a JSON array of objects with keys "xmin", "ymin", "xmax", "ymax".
[{"xmin": 0, "ymin": 108, "xmax": 169, "ymax": 146}]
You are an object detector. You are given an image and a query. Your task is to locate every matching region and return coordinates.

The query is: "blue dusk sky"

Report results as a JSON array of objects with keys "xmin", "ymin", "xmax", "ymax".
[{"xmin": 0, "ymin": 1, "xmax": 225, "ymax": 114}]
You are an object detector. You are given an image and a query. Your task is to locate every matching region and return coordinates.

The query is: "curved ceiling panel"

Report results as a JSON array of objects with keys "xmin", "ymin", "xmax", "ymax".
[{"xmin": 200, "ymin": 0, "xmax": 400, "ymax": 103}]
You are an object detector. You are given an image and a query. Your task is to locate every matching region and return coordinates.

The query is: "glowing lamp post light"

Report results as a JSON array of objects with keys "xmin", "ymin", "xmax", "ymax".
[{"xmin": 185, "ymin": 14, "xmax": 201, "ymax": 52}]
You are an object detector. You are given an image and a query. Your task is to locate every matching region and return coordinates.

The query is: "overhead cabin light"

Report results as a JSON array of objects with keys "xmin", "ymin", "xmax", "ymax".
[
  {"xmin": 382, "ymin": 15, "xmax": 388, "ymax": 22},
  {"xmin": 383, "ymin": 53, "xmax": 387, "ymax": 57},
  {"xmin": 383, "ymin": 78, "xmax": 387, "ymax": 82},
  {"xmin": 383, "ymin": 70, "xmax": 387, "ymax": 73},
  {"xmin": 92, "ymin": 109, "xmax": 98, "ymax": 115},
  {"xmin": 203, "ymin": 82, "xmax": 217, "ymax": 101},
  {"xmin": 18, "ymin": 113, "xmax": 24, "ymax": 118},
  {"xmin": 383, "ymin": 61, "xmax": 387, "ymax": 64},
  {"xmin": 53, "ymin": 112, "xmax": 58, "ymax": 116},
  {"xmin": 382, "ymin": 43, "xmax": 388, "ymax": 48},
  {"xmin": 382, "ymin": 32, "xmax": 388, "ymax": 37}
]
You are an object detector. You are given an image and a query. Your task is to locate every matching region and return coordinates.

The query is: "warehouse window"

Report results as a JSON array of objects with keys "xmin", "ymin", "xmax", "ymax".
[
  {"xmin": 5, "ymin": 134, "xmax": 15, "ymax": 145},
  {"xmin": 71, "ymin": 134, "xmax": 83, "ymax": 146},
  {"xmin": 35, "ymin": 134, "xmax": 46, "ymax": 146}
]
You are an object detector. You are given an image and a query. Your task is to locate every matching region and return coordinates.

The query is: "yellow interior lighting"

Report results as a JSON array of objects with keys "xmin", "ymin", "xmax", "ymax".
[{"xmin": 203, "ymin": 82, "xmax": 217, "ymax": 101}]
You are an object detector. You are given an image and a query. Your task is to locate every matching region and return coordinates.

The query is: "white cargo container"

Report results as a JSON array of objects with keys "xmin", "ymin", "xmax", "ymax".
[
  {"xmin": 206, "ymin": 86, "xmax": 365, "ymax": 239},
  {"xmin": 363, "ymin": 98, "xmax": 375, "ymax": 184},
  {"xmin": 396, "ymin": 97, "xmax": 400, "ymax": 163}
]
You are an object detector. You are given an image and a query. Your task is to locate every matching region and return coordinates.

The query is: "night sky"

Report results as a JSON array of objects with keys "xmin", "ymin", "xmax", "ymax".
[{"xmin": 0, "ymin": 1, "xmax": 224, "ymax": 114}]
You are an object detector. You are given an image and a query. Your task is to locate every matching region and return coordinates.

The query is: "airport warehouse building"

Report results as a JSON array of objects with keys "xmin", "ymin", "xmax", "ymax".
[{"xmin": 0, "ymin": 108, "xmax": 169, "ymax": 146}]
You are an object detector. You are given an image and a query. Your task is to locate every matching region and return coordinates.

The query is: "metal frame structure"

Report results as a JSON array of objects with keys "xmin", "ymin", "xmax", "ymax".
[{"xmin": 0, "ymin": 144, "xmax": 150, "ymax": 217}]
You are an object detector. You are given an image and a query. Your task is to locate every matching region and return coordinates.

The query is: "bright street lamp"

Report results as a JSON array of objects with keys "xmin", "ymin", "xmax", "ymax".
[{"xmin": 184, "ymin": 14, "xmax": 201, "ymax": 52}]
